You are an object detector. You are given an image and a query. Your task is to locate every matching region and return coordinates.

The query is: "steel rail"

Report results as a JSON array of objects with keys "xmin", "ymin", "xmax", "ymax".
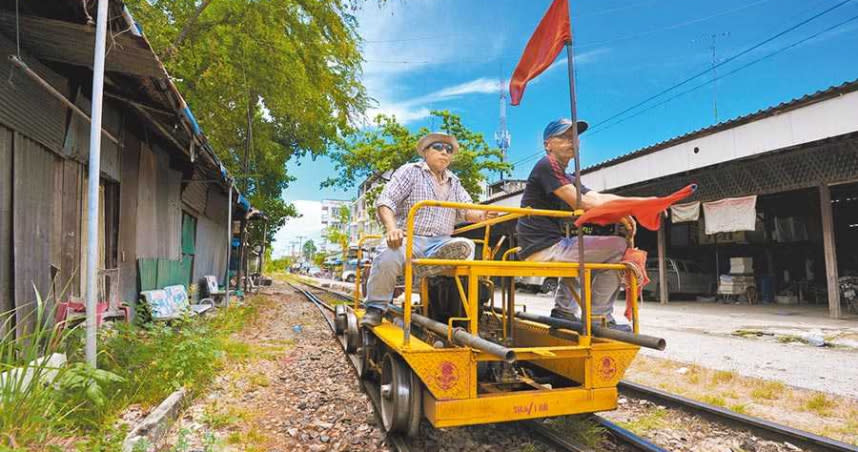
[
  {"xmin": 288, "ymin": 283, "xmax": 411, "ymax": 452},
  {"xmin": 591, "ymin": 415, "xmax": 668, "ymax": 452},
  {"xmin": 619, "ymin": 381, "xmax": 858, "ymax": 452}
]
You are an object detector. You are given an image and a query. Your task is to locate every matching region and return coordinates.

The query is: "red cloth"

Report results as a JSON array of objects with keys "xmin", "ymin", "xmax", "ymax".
[
  {"xmin": 621, "ymin": 248, "xmax": 650, "ymax": 321},
  {"xmin": 575, "ymin": 184, "xmax": 697, "ymax": 231},
  {"xmin": 509, "ymin": 0, "xmax": 570, "ymax": 106}
]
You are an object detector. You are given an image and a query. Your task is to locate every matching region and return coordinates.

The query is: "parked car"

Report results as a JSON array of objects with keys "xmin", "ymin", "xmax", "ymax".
[
  {"xmin": 342, "ymin": 258, "xmax": 372, "ymax": 283},
  {"xmin": 515, "ymin": 275, "xmax": 559, "ymax": 294},
  {"xmin": 644, "ymin": 258, "xmax": 714, "ymax": 296}
]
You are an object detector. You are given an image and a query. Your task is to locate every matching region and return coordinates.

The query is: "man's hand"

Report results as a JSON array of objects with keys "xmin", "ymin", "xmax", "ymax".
[
  {"xmin": 620, "ymin": 215, "xmax": 637, "ymax": 237},
  {"xmin": 386, "ymin": 227, "xmax": 405, "ymax": 249}
]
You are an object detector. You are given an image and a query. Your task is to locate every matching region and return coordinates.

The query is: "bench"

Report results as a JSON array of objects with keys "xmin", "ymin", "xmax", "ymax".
[
  {"xmin": 140, "ymin": 285, "xmax": 214, "ymax": 321},
  {"xmin": 198, "ymin": 275, "xmax": 227, "ymax": 307}
]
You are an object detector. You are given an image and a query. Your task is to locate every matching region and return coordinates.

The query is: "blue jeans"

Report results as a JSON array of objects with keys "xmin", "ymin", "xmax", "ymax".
[{"xmin": 364, "ymin": 235, "xmax": 475, "ymax": 311}]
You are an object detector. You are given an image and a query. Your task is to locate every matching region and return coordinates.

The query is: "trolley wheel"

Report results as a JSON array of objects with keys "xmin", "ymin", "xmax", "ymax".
[
  {"xmin": 380, "ymin": 353, "xmax": 423, "ymax": 436},
  {"xmin": 334, "ymin": 304, "xmax": 347, "ymax": 335},
  {"xmin": 345, "ymin": 311, "xmax": 360, "ymax": 353},
  {"xmin": 358, "ymin": 328, "xmax": 377, "ymax": 379}
]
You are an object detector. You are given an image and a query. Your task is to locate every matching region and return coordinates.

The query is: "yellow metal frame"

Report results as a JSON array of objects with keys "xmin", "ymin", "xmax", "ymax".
[
  {"xmin": 401, "ymin": 200, "xmax": 639, "ymax": 346},
  {"xmin": 352, "ymin": 201, "xmax": 644, "ymax": 428}
]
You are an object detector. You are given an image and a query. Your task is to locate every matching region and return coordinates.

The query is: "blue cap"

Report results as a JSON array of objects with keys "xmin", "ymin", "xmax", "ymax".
[{"xmin": 543, "ymin": 119, "xmax": 589, "ymax": 141}]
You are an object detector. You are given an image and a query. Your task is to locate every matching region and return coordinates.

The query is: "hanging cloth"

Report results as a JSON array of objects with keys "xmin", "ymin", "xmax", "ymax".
[
  {"xmin": 702, "ymin": 195, "xmax": 757, "ymax": 234},
  {"xmin": 670, "ymin": 201, "xmax": 700, "ymax": 223},
  {"xmin": 575, "ymin": 184, "xmax": 697, "ymax": 231}
]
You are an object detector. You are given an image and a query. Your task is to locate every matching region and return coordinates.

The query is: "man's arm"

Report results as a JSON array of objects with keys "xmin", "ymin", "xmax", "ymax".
[
  {"xmin": 377, "ymin": 205, "xmax": 405, "ymax": 248},
  {"xmin": 554, "ymin": 186, "xmax": 652, "ymax": 236},
  {"xmin": 375, "ymin": 165, "xmax": 413, "ymax": 249}
]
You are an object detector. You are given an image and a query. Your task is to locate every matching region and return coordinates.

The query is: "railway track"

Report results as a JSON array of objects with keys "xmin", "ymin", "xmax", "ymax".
[
  {"xmin": 294, "ymin": 279, "xmax": 858, "ymax": 452},
  {"xmin": 618, "ymin": 381, "xmax": 858, "ymax": 452},
  {"xmin": 290, "ymin": 280, "xmax": 671, "ymax": 451}
]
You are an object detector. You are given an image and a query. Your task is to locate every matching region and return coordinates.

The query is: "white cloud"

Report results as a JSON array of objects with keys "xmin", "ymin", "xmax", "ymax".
[
  {"xmin": 544, "ymin": 48, "xmax": 611, "ymax": 74},
  {"xmin": 271, "ymin": 200, "xmax": 324, "ymax": 258},
  {"xmin": 355, "ymin": 1, "xmax": 506, "ymax": 125}
]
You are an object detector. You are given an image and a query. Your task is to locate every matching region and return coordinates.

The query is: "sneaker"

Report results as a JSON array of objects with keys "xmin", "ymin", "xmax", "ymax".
[
  {"xmin": 360, "ymin": 308, "xmax": 383, "ymax": 327},
  {"xmin": 416, "ymin": 239, "xmax": 475, "ymax": 278},
  {"xmin": 605, "ymin": 321, "xmax": 632, "ymax": 333},
  {"xmin": 550, "ymin": 307, "xmax": 580, "ymax": 323}
]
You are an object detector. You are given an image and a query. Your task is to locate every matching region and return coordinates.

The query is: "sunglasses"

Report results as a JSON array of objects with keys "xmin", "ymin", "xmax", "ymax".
[{"xmin": 426, "ymin": 142, "xmax": 455, "ymax": 154}]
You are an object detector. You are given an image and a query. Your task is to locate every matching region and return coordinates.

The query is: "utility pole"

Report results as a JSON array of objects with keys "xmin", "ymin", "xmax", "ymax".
[
  {"xmin": 692, "ymin": 32, "xmax": 729, "ymax": 123},
  {"xmin": 494, "ymin": 77, "xmax": 511, "ymax": 182}
]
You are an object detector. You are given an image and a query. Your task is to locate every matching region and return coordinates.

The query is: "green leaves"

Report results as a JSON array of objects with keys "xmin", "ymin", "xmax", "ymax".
[
  {"xmin": 125, "ymin": 0, "xmax": 369, "ymax": 244},
  {"xmin": 324, "ymin": 111, "xmax": 512, "ymax": 200}
]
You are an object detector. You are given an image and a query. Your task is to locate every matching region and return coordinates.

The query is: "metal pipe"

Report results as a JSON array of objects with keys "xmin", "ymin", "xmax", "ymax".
[
  {"xmin": 566, "ymin": 41, "xmax": 588, "ymax": 334},
  {"xmin": 225, "ymin": 184, "xmax": 233, "ymax": 307},
  {"xmin": 410, "ymin": 312, "xmax": 516, "ymax": 363},
  {"xmin": 9, "ymin": 55, "xmax": 120, "ymax": 145},
  {"xmin": 492, "ymin": 307, "xmax": 666, "ymax": 350},
  {"xmin": 84, "ymin": 0, "xmax": 109, "ymax": 368}
]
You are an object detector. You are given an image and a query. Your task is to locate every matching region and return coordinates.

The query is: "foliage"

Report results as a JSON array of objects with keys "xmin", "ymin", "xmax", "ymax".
[
  {"xmin": 0, "ymin": 292, "xmax": 76, "ymax": 448},
  {"xmin": 323, "ymin": 205, "xmax": 351, "ymax": 253},
  {"xmin": 302, "ymin": 239, "xmax": 318, "ymax": 261},
  {"xmin": 323, "ymin": 110, "xmax": 512, "ymax": 207},
  {"xmin": 264, "ymin": 255, "xmax": 294, "ymax": 273},
  {"xmin": 124, "ymin": 0, "xmax": 370, "ymax": 248}
]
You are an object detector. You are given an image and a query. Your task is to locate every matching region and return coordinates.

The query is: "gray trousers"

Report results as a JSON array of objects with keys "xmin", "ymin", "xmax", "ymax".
[{"xmin": 525, "ymin": 236, "xmax": 628, "ymax": 320}]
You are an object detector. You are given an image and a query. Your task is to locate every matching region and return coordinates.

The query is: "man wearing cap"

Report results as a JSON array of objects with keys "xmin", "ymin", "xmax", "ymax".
[
  {"xmin": 517, "ymin": 119, "xmax": 646, "ymax": 331},
  {"xmin": 361, "ymin": 132, "xmax": 493, "ymax": 327}
]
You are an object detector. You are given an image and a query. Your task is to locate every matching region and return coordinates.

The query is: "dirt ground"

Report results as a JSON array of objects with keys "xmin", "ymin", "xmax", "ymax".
[
  {"xmin": 621, "ymin": 355, "xmax": 858, "ymax": 447},
  {"xmin": 158, "ymin": 284, "xmax": 390, "ymax": 451}
]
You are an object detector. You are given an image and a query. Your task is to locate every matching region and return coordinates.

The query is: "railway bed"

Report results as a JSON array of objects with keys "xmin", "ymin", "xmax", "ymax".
[{"xmin": 295, "ymin": 279, "xmax": 857, "ymax": 452}]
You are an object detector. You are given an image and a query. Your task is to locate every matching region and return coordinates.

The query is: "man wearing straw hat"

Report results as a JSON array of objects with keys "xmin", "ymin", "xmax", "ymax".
[
  {"xmin": 361, "ymin": 132, "xmax": 494, "ymax": 327},
  {"xmin": 517, "ymin": 118, "xmax": 643, "ymax": 332}
]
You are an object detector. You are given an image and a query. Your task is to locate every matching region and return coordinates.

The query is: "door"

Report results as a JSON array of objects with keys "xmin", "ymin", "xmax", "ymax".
[{"xmin": 181, "ymin": 212, "xmax": 197, "ymax": 286}]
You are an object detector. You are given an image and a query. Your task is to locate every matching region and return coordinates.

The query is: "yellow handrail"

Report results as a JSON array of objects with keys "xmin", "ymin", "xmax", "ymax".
[
  {"xmin": 399, "ymin": 200, "xmax": 638, "ymax": 347},
  {"xmin": 355, "ymin": 234, "xmax": 382, "ymax": 310}
]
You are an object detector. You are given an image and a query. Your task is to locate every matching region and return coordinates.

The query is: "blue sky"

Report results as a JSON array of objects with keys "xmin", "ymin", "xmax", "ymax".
[{"xmin": 273, "ymin": 0, "xmax": 858, "ymax": 256}]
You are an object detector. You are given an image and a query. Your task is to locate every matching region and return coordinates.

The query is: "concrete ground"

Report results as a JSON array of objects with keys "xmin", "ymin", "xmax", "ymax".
[{"xmin": 311, "ymin": 277, "xmax": 858, "ymax": 399}]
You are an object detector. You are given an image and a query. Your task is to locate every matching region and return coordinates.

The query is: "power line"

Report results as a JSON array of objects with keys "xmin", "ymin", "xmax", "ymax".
[
  {"xmin": 586, "ymin": 0, "xmax": 852, "ymax": 130},
  {"xmin": 509, "ymin": 0, "xmax": 853, "ymax": 168},
  {"xmin": 583, "ymin": 13, "xmax": 858, "ymax": 138}
]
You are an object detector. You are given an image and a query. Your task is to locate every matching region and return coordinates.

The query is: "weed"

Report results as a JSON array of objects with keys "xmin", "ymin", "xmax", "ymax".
[
  {"xmin": 203, "ymin": 403, "xmax": 248, "ymax": 429},
  {"xmin": 751, "ymin": 381, "xmax": 785, "ymax": 401},
  {"xmin": 711, "ymin": 370, "xmax": 735, "ymax": 384},
  {"xmin": 249, "ymin": 374, "xmax": 271, "ymax": 388},
  {"xmin": 776, "ymin": 335, "xmax": 807, "ymax": 344},
  {"xmin": 729, "ymin": 403, "xmax": 750, "ymax": 415},
  {"xmin": 549, "ymin": 416, "xmax": 606, "ymax": 449},
  {"xmin": 804, "ymin": 393, "xmax": 837, "ymax": 416},
  {"xmin": 700, "ymin": 395, "xmax": 726, "ymax": 407},
  {"xmin": 618, "ymin": 407, "xmax": 668, "ymax": 434}
]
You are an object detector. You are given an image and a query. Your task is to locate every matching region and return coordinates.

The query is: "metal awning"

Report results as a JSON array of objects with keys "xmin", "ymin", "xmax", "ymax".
[{"xmin": 0, "ymin": 11, "xmax": 165, "ymax": 77}]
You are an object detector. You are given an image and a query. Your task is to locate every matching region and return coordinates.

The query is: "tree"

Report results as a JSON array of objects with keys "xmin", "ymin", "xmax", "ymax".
[
  {"xmin": 323, "ymin": 110, "xmax": 511, "ymax": 207},
  {"xmin": 302, "ymin": 240, "xmax": 317, "ymax": 261},
  {"xmin": 125, "ymin": 0, "xmax": 369, "ymax": 246}
]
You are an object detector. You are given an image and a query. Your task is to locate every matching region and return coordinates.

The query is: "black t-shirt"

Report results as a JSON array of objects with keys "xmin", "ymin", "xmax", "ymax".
[{"xmin": 516, "ymin": 155, "xmax": 590, "ymax": 259}]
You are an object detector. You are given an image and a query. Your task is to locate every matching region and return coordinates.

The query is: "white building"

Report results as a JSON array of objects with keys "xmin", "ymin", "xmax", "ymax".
[
  {"xmin": 349, "ymin": 172, "xmax": 391, "ymax": 244},
  {"xmin": 320, "ymin": 199, "xmax": 349, "ymax": 253}
]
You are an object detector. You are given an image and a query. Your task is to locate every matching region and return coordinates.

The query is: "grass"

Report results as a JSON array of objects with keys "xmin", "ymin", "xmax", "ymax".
[
  {"xmin": 700, "ymin": 394, "xmax": 726, "ymax": 407},
  {"xmin": 776, "ymin": 334, "xmax": 808, "ymax": 344},
  {"xmin": 804, "ymin": 393, "xmax": 837, "ymax": 416},
  {"xmin": 711, "ymin": 370, "xmax": 735, "ymax": 384},
  {"xmin": 548, "ymin": 416, "xmax": 607, "ymax": 449},
  {"xmin": 750, "ymin": 381, "xmax": 785, "ymax": 401},
  {"xmin": 0, "ymin": 291, "xmax": 268, "ymax": 450},
  {"xmin": 617, "ymin": 407, "xmax": 668, "ymax": 434},
  {"xmin": 729, "ymin": 403, "xmax": 750, "ymax": 415}
]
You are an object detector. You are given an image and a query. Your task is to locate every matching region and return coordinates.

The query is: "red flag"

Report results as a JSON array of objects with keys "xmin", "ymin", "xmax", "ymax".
[
  {"xmin": 509, "ymin": 0, "xmax": 571, "ymax": 106},
  {"xmin": 574, "ymin": 184, "xmax": 698, "ymax": 231}
]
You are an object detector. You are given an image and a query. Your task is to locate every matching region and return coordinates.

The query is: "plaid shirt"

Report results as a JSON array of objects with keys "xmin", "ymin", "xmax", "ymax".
[{"xmin": 375, "ymin": 162, "xmax": 473, "ymax": 237}]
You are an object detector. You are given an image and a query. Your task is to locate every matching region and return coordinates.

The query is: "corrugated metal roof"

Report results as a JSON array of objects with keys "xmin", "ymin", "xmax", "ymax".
[
  {"xmin": 0, "ymin": 12, "xmax": 164, "ymax": 77},
  {"xmin": 582, "ymin": 79, "xmax": 858, "ymax": 174}
]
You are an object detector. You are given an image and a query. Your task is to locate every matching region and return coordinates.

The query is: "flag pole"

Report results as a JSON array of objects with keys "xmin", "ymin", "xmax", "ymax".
[{"xmin": 565, "ymin": 34, "xmax": 589, "ymax": 337}]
